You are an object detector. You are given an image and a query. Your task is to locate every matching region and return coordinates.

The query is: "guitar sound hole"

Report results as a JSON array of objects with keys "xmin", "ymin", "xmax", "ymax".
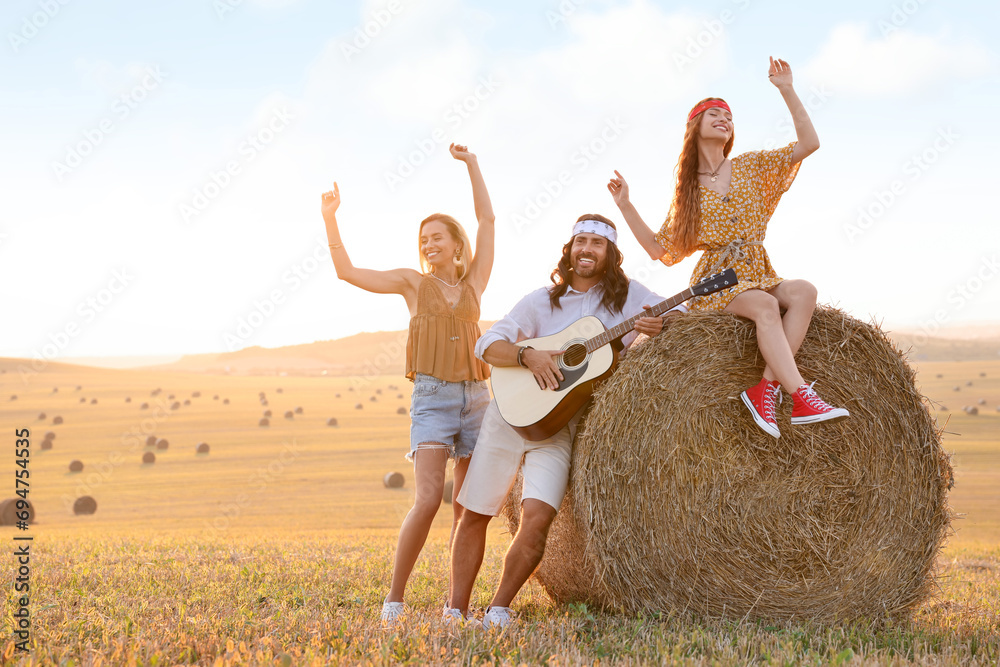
[{"xmin": 562, "ymin": 343, "xmax": 586, "ymax": 367}]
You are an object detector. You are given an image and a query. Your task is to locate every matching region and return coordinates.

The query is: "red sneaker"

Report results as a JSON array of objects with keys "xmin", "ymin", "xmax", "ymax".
[
  {"xmin": 741, "ymin": 377, "xmax": 782, "ymax": 438},
  {"xmin": 790, "ymin": 382, "xmax": 850, "ymax": 424}
]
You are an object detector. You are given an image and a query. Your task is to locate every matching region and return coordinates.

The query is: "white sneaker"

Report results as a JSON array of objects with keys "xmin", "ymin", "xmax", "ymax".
[
  {"xmin": 381, "ymin": 601, "xmax": 406, "ymax": 626},
  {"xmin": 482, "ymin": 605, "xmax": 513, "ymax": 631},
  {"xmin": 443, "ymin": 606, "xmax": 482, "ymax": 628}
]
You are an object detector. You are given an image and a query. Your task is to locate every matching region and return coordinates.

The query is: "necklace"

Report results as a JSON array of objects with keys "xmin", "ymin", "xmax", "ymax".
[
  {"xmin": 430, "ymin": 272, "xmax": 461, "ymax": 289},
  {"xmin": 698, "ymin": 157, "xmax": 726, "ymax": 182}
]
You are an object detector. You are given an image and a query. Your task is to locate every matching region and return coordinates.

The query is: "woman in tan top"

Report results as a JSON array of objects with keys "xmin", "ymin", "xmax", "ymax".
[{"xmin": 320, "ymin": 143, "xmax": 494, "ymax": 626}]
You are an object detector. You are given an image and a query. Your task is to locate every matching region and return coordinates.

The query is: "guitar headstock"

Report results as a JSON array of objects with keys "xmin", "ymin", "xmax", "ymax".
[{"xmin": 692, "ymin": 268, "xmax": 738, "ymax": 296}]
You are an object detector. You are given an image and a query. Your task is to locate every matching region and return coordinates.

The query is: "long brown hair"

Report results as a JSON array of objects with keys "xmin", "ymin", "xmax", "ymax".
[
  {"xmin": 417, "ymin": 213, "xmax": 472, "ymax": 280},
  {"xmin": 666, "ymin": 97, "xmax": 735, "ymax": 256},
  {"xmin": 549, "ymin": 214, "xmax": 629, "ymax": 314}
]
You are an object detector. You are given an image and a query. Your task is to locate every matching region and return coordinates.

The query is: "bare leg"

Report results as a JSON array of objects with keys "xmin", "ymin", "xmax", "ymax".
[
  {"xmin": 760, "ymin": 280, "xmax": 818, "ymax": 383},
  {"xmin": 450, "ymin": 508, "xmax": 492, "ymax": 614},
  {"xmin": 725, "ymin": 289, "xmax": 805, "ymax": 390},
  {"xmin": 448, "ymin": 456, "xmax": 471, "ymax": 552},
  {"xmin": 489, "ymin": 499, "xmax": 557, "ymax": 609},
  {"xmin": 385, "ymin": 446, "xmax": 448, "ymax": 603}
]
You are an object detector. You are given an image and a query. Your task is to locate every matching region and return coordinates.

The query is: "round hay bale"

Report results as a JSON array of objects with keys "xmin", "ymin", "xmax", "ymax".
[
  {"xmin": 965, "ymin": 406, "xmax": 979, "ymax": 416},
  {"xmin": 73, "ymin": 496, "xmax": 97, "ymax": 515},
  {"xmin": 52, "ymin": 387, "xmax": 58, "ymax": 393},
  {"xmin": 938, "ymin": 405, "xmax": 948, "ymax": 411},
  {"xmin": 504, "ymin": 308, "xmax": 953, "ymax": 623},
  {"xmin": 0, "ymin": 498, "xmax": 36, "ymax": 525},
  {"xmin": 355, "ymin": 403, "xmax": 363, "ymax": 410},
  {"xmin": 192, "ymin": 391, "xmax": 201, "ymax": 398},
  {"xmin": 396, "ymin": 406, "xmax": 407, "ymax": 415},
  {"xmin": 276, "ymin": 388, "xmax": 283, "ymax": 393},
  {"xmin": 79, "ymin": 397, "xmax": 86, "ymax": 403},
  {"xmin": 75, "ymin": 385, "xmax": 82, "ymax": 391},
  {"xmin": 140, "ymin": 402, "xmax": 149, "ymax": 409},
  {"xmin": 223, "ymin": 398, "xmax": 230, "ymax": 405},
  {"xmin": 145, "ymin": 435, "xmax": 157, "ymax": 447},
  {"xmin": 935, "ymin": 373, "xmax": 943, "ymax": 379},
  {"xmin": 170, "ymin": 401, "xmax": 181, "ymax": 410},
  {"xmin": 37, "ymin": 412, "xmax": 46, "ymax": 420},
  {"xmin": 142, "ymin": 452, "xmax": 156, "ymax": 464},
  {"xmin": 68, "ymin": 460, "xmax": 84, "ymax": 472},
  {"xmin": 9, "ymin": 394, "xmax": 16, "ymax": 401},
  {"xmin": 261, "ymin": 399, "xmax": 269, "ymax": 407},
  {"xmin": 953, "ymin": 386, "xmax": 961, "ymax": 391},
  {"xmin": 52, "ymin": 415, "xmax": 63, "ymax": 424},
  {"xmin": 294, "ymin": 406, "xmax": 303, "ymax": 414},
  {"xmin": 259, "ymin": 418, "xmax": 270, "ymax": 427},
  {"xmin": 125, "ymin": 397, "xmax": 131, "ymax": 403},
  {"xmin": 383, "ymin": 471, "xmax": 405, "ymax": 488},
  {"xmin": 397, "ymin": 393, "xmax": 404, "ymax": 399},
  {"xmin": 151, "ymin": 388, "xmax": 161, "ymax": 396},
  {"xmin": 168, "ymin": 394, "xmax": 175, "ymax": 400},
  {"xmin": 376, "ymin": 389, "xmax": 383, "ymax": 395},
  {"xmin": 183, "ymin": 399, "xmax": 191, "ymax": 406},
  {"xmin": 327, "ymin": 417, "xmax": 338, "ymax": 426},
  {"xmin": 284, "ymin": 410, "xmax": 294, "ymax": 419},
  {"xmin": 213, "ymin": 394, "xmax": 219, "ymax": 400},
  {"xmin": 156, "ymin": 438, "xmax": 169, "ymax": 450},
  {"xmin": 40, "ymin": 440, "xmax": 53, "ymax": 451},
  {"xmin": 966, "ymin": 381, "xmax": 973, "ymax": 387},
  {"xmin": 44, "ymin": 432, "xmax": 55, "ymax": 442},
  {"xmin": 90, "ymin": 398, "xmax": 98, "ymax": 404},
  {"xmin": 196, "ymin": 442, "xmax": 210, "ymax": 454},
  {"xmin": 259, "ymin": 391, "xmax": 267, "ymax": 398},
  {"xmin": 263, "ymin": 409, "xmax": 272, "ymax": 417},
  {"xmin": 349, "ymin": 386, "xmax": 355, "ymax": 392},
  {"xmin": 335, "ymin": 393, "xmax": 341, "ymax": 398},
  {"xmin": 980, "ymin": 372, "xmax": 987, "ymax": 378},
  {"xmin": 977, "ymin": 398, "xmax": 986, "ymax": 405},
  {"xmin": 443, "ymin": 479, "xmax": 454, "ymax": 504}
]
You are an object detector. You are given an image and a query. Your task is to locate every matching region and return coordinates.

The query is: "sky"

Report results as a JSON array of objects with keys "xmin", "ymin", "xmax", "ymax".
[{"xmin": 1, "ymin": 0, "xmax": 998, "ymax": 363}]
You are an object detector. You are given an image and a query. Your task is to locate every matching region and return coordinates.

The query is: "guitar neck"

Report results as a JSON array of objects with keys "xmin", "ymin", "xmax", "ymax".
[{"xmin": 585, "ymin": 288, "xmax": 694, "ymax": 353}]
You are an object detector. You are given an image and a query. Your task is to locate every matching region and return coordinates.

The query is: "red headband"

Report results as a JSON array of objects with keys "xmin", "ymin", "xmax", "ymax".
[{"xmin": 687, "ymin": 100, "xmax": 731, "ymax": 121}]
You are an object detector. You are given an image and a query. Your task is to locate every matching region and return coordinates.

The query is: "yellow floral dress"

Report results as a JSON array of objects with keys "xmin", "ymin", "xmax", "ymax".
[{"xmin": 653, "ymin": 141, "xmax": 801, "ymax": 312}]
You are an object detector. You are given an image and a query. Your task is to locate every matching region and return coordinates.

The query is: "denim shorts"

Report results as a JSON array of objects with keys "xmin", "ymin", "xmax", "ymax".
[{"xmin": 408, "ymin": 373, "xmax": 490, "ymax": 462}]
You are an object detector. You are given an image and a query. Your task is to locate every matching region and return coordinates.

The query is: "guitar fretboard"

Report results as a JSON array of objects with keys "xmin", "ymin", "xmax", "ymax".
[{"xmin": 584, "ymin": 288, "xmax": 694, "ymax": 353}]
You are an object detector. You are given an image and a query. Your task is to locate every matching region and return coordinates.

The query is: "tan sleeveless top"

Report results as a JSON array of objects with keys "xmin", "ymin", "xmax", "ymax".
[{"xmin": 405, "ymin": 275, "xmax": 490, "ymax": 382}]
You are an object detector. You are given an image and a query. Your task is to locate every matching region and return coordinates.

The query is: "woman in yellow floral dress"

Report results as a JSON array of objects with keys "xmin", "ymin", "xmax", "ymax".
[{"xmin": 607, "ymin": 57, "xmax": 848, "ymax": 439}]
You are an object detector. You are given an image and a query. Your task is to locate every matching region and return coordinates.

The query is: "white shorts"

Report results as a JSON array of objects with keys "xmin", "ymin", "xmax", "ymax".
[{"xmin": 457, "ymin": 399, "xmax": 584, "ymax": 516}]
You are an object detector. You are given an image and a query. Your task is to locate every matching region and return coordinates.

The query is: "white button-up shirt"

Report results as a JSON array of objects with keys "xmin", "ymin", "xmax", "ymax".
[{"xmin": 475, "ymin": 280, "xmax": 688, "ymax": 360}]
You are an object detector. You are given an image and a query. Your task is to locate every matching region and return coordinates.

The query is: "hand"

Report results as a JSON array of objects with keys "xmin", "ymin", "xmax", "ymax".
[
  {"xmin": 321, "ymin": 182, "xmax": 340, "ymax": 220},
  {"xmin": 768, "ymin": 56, "xmax": 793, "ymax": 88},
  {"xmin": 450, "ymin": 142, "xmax": 476, "ymax": 163},
  {"xmin": 607, "ymin": 170, "xmax": 630, "ymax": 207},
  {"xmin": 524, "ymin": 348, "xmax": 564, "ymax": 391},
  {"xmin": 634, "ymin": 304, "xmax": 664, "ymax": 337}
]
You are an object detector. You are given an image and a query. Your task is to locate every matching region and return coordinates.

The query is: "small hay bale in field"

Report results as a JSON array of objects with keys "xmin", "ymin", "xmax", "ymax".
[
  {"xmin": 0, "ymin": 498, "xmax": 35, "ymax": 525},
  {"xmin": 355, "ymin": 403, "xmax": 363, "ymax": 410},
  {"xmin": 938, "ymin": 405, "xmax": 948, "ymax": 411},
  {"xmin": 168, "ymin": 394, "xmax": 175, "ymax": 399},
  {"xmin": 396, "ymin": 406, "xmax": 407, "ymax": 415},
  {"xmin": 978, "ymin": 398, "xmax": 986, "ymax": 405},
  {"xmin": 52, "ymin": 387, "xmax": 58, "ymax": 393},
  {"xmin": 223, "ymin": 398, "xmax": 230, "ymax": 405},
  {"xmin": 327, "ymin": 418, "xmax": 338, "ymax": 426},
  {"xmin": 37, "ymin": 412, "xmax": 46, "ymax": 420},
  {"xmin": 276, "ymin": 388, "xmax": 283, "ymax": 393},
  {"xmin": 79, "ymin": 397, "xmax": 86, "ymax": 403},
  {"xmin": 294, "ymin": 406, "xmax": 303, "ymax": 414},
  {"xmin": 151, "ymin": 388, "xmax": 161, "ymax": 396},
  {"xmin": 142, "ymin": 452, "xmax": 156, "ymax": 464},
  {"xmin": 259, "ymin": 391, "xmax": 266, "ymax": 398},
  {"xmin": 125, "ymin": 397, "xmax": 131, "ymax": 403},
  {"xmin": 183, "ymin": 399, "xmax": 191, "ymax": 406},
  {"xmin": 68, "ymin": 460, "xmax": 84, "ymax": 472},
  {"xmin": 261, "ymin": 399, "xmax": 269, "ymax": 407},
  {"xmin": 9, "ymin": 394, "xmax": 16, "ymax": 401},
  {"xmin": 397, "ymin": 393, "xmax": 404, "ymax": 399},
  {"xmin": 259, "ymin": 418, "xmax": 270, "ymax": 427},
  {"xmin": 936, "ymin": 373, "xmax": 943, "ymax": 379},
  {"xmin": 383, "ymin": 472, "xmax": 405, "ymax": 488},
  {"xmin": 284, "ymin": 410, "xmax": 294, "ymax": 419},
  {"xmin": 146, "ymin": 435, "xmax": 157, "ymax": 447},
  {"xmin": 953, "ymin": 386, "xmax": 961, "ymax": 391},
  {"xmin": 503, "ymin": 307, "xmax": 953, "ymax": 623},
  {"xmin": 369, "ymin": 396, "xmax": 377, "ymax": 403},
  {"xmin": 170, "ymin": 401, "xmax": 181, "ymax": 410},
  {"xmin": 73, "ymin": 496, "xmax": 97, "ymax": 515},
  {"xmin": 335, "ymin": 393, "xmax": 341, "ymax": 398},
  {"xmin": 213, "ymin": 394, "xmax": 219, "ymax": 400},
  {"xmin": 140, "ymin": 402, "xmax": 149, "ymax": 409},
  {"xmin": 75, "ymin": 385, "xmax": 82, "ymax": 391},
  {"xmin": 376, "ymin": 389, "xmax": 383, "ymax": 395},
  {"xmin": 263, "ymin": 409, "xmax": 272, "ymax": 417},
  {"xmin": 966, "ymin": 381, "xmax": 973, "ymax": 386},
  {"xmin": 349, "ymin": 386, "xmax": 355, "ymax": 392},
  {"xmin": 44, "ymin": 432, "xmax": 55, "ymax": 442},
  {"xmin": 196, "ymin": 443, "xmax": 210, "ymax": 454},
  {"xmin": 965, "ymin": 406, "xmax": 979, "ymax": 416},
  {"xmin": 443, "ymin": 479, "xmax": 454, "ymax": 504},
  {"xmin": 980, "ymin": 372, "xmax": 987, "ymax": 378},
  {"xmin": 192, "ymin": 391, "xmax": 201, "ymax": 398},
  {"xmin": 52, "ymin": 415, "xmax": 63, "ymax": 425},
  {"xmin": 40, "ymin": 440, "xmax": 53, "ymax": 451},
  {"xmin": 90, "ymin": 398, "xmax": 97, "ymax": 404},
  {"xmin": 156, "ymin": 438, "xmax": 169, "ymax": 450}
]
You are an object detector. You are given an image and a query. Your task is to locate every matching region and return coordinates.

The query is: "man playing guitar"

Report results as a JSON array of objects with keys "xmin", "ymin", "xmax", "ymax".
[{"xmin": 447, "ymin": 214, "xmax": 687, "ymax": 629}]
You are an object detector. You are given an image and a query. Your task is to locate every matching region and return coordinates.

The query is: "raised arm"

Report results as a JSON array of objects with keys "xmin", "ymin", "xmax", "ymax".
[
  {"xmin": 608, "ymin": 170, "xmax": 667, "ymax": 261},
  {"xmin": 321, "ymin": 183, "xmax": 420, "ymax": 298},
  {"xmin": 769, "ymin": 57, "xmax": 819, "ymax": 164},
  {"xmin": 450, "ymin": 143, "xmax": 495, "ymax": 296}
]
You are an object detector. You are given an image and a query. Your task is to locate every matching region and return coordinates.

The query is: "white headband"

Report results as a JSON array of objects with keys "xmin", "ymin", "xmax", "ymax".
[{"xmin": 571, "ymin": 219, "xmax": 618, "ymax": 245}]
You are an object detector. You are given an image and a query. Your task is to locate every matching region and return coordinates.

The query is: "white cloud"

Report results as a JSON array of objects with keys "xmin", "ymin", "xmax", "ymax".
[{"xmin": 801, "ymin": 23, "xmax": 996, "ymax": 96}]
